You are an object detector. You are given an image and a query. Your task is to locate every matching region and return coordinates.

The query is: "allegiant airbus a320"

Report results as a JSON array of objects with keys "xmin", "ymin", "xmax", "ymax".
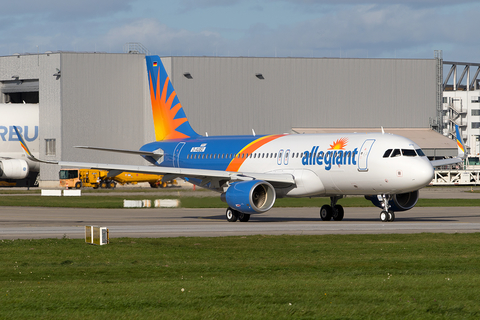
[{"xmin": 15, "ymin": 55, "xmax": 465, "ymax": 222}]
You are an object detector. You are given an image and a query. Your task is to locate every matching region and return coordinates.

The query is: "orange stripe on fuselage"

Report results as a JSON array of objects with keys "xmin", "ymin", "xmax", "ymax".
[{"xmin": 226, "ymin": 134, "xmax": 286, "ymax": 172}]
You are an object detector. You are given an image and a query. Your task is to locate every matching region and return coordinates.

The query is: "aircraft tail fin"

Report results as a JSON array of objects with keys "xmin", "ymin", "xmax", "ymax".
[
  {"xmin": 146, "ymin": 55, "xmax": 200, "ymax": 141},
  {"xmin": 455, "ymin": 124, "xmax": 467, "ymax": 159}
]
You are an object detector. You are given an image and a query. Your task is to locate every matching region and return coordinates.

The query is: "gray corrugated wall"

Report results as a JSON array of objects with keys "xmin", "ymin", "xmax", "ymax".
[
  {"xmin": 60, "ymin": 53, "xmax": 151, "ymax": 165},
  {"xmin": 170, "ymin": 57, "xmax": 437, "ymax": 136},
  {"xmin": 0, "ymin": 53, "xmax": 438, "ymax": 182}
]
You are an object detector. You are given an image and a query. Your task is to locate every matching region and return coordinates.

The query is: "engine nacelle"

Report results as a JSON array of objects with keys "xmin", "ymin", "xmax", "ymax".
[
  {"xmin": 221, "ymin": 180, "xmax": 276, "ymax": 214},
  {"xmin": 0, "ymin": 159, "xmax": 30, "ymax": 179},
  {"xmin": 365, "ymin": 190, "xmax": 419, "ymax": 212}
]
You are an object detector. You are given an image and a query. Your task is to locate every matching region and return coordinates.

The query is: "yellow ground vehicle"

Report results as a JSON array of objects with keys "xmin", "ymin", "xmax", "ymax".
[
  {"xmin": 112, "ymin": 172, "xmax": 177, "ymax": 188},
  {"xmin": 59, "ymin": 169, "xmax": 175, "ymax": 189}
]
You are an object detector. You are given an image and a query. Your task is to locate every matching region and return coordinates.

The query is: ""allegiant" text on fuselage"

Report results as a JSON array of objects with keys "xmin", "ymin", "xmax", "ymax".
[{"xmin": 302, "ymin": 146, "xmax": 358, "ymax": 171}]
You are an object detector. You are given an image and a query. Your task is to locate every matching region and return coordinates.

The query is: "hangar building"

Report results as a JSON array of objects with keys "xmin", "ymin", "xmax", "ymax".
[{"xmin": 0, "ymin": 52, "xmax": 443, "ymax": 187}]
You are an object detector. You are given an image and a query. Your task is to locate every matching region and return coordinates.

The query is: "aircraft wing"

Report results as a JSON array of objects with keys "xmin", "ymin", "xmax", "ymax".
[
  {"xmin": 429, "ymin": 124, "xmax": 467, "ymax": 167},
  {"xmin": 13, "ymin": 126, "xmax": 294, "ymax": 188},
  {"xmin": 57, "ymin": 160, "xmax": 295, "ymax": 188},
  {"xmin": 429, "ymin": 157, "xmax": 463, "ymax": 167}
]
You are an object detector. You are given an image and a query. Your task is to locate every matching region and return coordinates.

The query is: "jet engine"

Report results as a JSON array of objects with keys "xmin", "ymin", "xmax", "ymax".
[
  {"xmin": 221, "ymin": 180, "xmax": 276, "ymax": 214},
  {"xmin": 0, "ymin": 159, "xmax": 30, "ymax": 179},
  {"xmin": 365, "ymin": 190, "xmax": 419, "ymax": 212}
]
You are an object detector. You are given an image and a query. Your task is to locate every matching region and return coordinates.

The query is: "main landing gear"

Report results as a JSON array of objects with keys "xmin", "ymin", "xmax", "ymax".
[
  {"xmin": 226, "ymin": 207, "xmax": 250, "ymax": 222},
  {"xmin": 378, "ymin": 194, "xmax": 395, "ymax": 222},
  {"xmin": 319, "ymin": 196, "xmax": 344, "ymax": 221}
]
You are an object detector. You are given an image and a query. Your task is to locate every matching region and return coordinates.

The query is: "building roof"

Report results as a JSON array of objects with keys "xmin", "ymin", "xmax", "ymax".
[{"xmin": 291, "ymin": 127, "xmax": 457, "ymax": 151}]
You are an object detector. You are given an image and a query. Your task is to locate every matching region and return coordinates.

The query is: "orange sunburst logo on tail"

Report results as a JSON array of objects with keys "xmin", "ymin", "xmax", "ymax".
[{"xmin": 328, "ymin": 137, "xmax": 348, "ymax": 150}]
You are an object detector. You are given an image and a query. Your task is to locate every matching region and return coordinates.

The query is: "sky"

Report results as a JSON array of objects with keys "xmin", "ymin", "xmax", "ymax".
[{"xmin": 1, "ymin": 0, "xmax": 480, "ymax": 62}]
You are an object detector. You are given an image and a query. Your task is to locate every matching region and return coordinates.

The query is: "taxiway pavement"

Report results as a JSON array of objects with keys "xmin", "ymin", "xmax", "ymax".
[{"xmin": 1, "ymin": 205, "xmax": 479, "ymax": 239}]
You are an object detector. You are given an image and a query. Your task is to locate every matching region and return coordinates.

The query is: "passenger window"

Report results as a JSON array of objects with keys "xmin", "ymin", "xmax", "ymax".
[
  {"xmin": 391, "ymin": 149, "xmax": 401, "ymax": 157},
  {"xmin": 383, "ymin": 149, "xmax": 392, "ymax": 158},
  {"xmin": 416, "ymin": 149, "xmax": 426, "ymax": 157},
  {"xmin": 402, "ymin": 149, "xmax": 416, "ymax": 157}
]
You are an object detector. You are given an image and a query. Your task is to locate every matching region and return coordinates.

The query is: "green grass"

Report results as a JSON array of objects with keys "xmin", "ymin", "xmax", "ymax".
[
  {"xmin": 1, "ymin": 234, "xmax": 480, "ymax": 319},
  {"xmin": 1, "ymin": 194, "xmax": 480, "ymax": 208}
]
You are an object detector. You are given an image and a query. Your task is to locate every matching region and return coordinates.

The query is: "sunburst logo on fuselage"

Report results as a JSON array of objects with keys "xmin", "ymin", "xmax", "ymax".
[{"xmin": 329, "ymin": 137, "xmax": 348, "ymax": 150}]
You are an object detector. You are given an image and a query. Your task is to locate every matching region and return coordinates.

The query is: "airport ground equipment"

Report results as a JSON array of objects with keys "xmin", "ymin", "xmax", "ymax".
[{"xmin": 59, "ymin": 168, "xmax": 176, "ymax": 189}]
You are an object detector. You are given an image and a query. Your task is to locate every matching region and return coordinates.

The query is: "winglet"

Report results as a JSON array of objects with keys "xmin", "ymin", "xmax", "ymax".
[
  {"xmin": 13, "ymin": 126, "xmax": 35, "ymax": 160},
  {"xmin": 13, "ymin": 126, "xmax": 58, "ymax": 164},
  {"xmin": 455, "ymin": 124, "xmax": 467, "ymax": 159}
]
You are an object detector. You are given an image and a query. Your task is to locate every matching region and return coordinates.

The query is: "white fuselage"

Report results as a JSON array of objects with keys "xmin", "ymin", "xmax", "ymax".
[
  {"xmin": 150, "ymin": 132, "xmax": 434, "ymax": 197},
  {"xmin": 0, "ymin": 104, "xmax": 40, "ymax": 173}
]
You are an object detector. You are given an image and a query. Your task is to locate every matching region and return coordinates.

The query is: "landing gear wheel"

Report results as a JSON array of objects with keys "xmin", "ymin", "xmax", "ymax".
[
  {"xmin": 332, "ymin": 205, "xmax": 344, "ymax": 221},
  {"xmin": 380, "ymin": 210, "xmax": 388, "ymax": 222},
  {"xmin": 226, "ymin": 207, "xmax": 238, "ymax": 222},
  {"xmin": 238, "ymin": 212, "xmax": 251, "ymax": 222},
  {"xmin": 387, "ymin": 211, "xmax": 395, "ymax": 222},
  {"xmin": 75, "ymin": 182, "xmax": 82, "ymax": 189},
  {"xmin": 320, "ymin": 205, "xmax": 333, "ymax": 221}
]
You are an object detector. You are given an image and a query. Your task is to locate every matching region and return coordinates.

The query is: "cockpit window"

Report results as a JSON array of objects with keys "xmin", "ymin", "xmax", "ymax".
[
  {"xmin": 402, "ymin": 149, "xmax": 417, "ymax": 157},
  {"xmin": 383, "ymin": 149, "xmax": 392, "ymax": 158},
  {"xmin": 390, "ymin": 149, "xmax": 401, "ymax": 157},
  {"xmin": 416, "ymin": 149, "xmax": 426, "ymax": 157}
]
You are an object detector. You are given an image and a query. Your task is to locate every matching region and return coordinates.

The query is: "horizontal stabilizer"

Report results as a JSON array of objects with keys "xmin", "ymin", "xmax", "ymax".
[{"xmin": 75, "ymin": 146, "xmax": 160, "ymax": 157}]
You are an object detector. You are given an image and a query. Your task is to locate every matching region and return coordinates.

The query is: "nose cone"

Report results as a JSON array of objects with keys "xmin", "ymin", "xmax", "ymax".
[{"xmin": 414, "ymin": 158, "xmax": 434, "ymax": 188}]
